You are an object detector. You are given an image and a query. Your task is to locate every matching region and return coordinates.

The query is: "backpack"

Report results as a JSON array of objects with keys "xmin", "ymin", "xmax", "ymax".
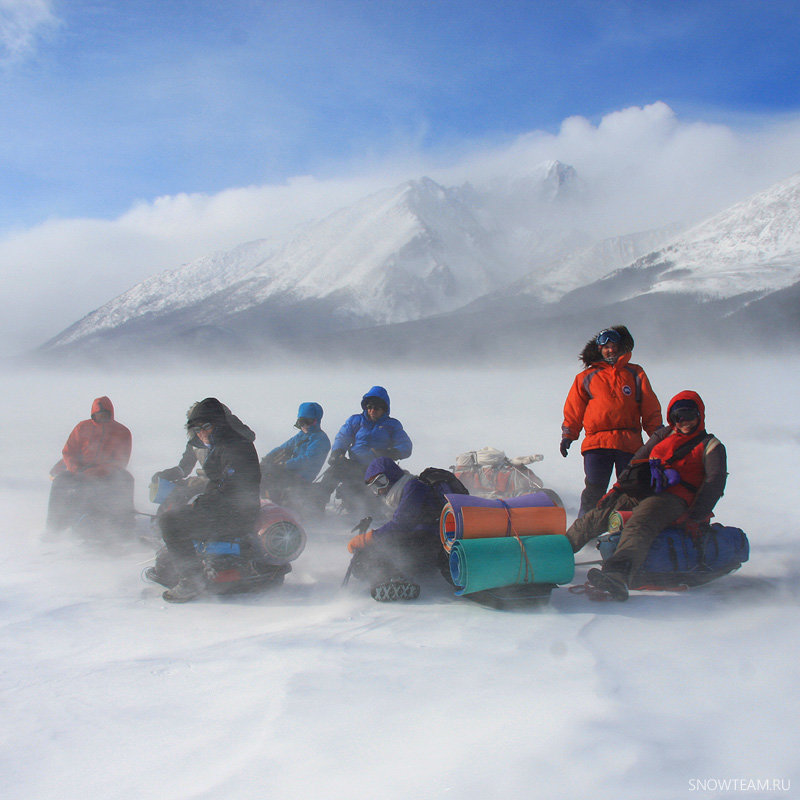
[{"xmin": 418, "ymin": 467, "xmax": 469, "ymax": 501}]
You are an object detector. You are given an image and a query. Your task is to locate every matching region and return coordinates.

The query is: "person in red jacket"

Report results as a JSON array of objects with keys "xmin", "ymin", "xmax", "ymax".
[
  {"xmin": 561, "ymin": 326, "xmax": 662, "ymax": 516},
  {"xmin": 46, "ymin": 397, "xmax": 134, "ymax": 533},
  {"xmin": 567, "ymin": 390, "xmax": 727, "ymax": 600}
]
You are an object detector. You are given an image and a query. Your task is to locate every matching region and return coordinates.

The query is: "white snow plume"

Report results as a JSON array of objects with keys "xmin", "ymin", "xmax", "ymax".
[{"xmin": 2, "ymin": 356, "xmax": 798, "ymax": 800}]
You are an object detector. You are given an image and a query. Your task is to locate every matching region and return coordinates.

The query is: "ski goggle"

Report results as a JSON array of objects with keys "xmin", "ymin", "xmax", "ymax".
[
  {"xmin": 366, "ymin": 473, "xmax": 390, "ymax": 494},
  {"xmin": 669, "ymin": 407, "xmax": 700, "ymax": 424},
  {"xmin": 187, "ymin": 421, "xmax": 213, "ymax": 432},
  {"xmin": 295, "ymin": 417, "xmax": 315, "ymax": 428},
  {"xmin": 596, "ymin": 329, "xmax": 622, "ymax": 346}
]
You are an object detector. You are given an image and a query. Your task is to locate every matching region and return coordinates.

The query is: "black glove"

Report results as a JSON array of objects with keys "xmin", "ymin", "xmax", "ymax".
[
  {"xmin": 152, "ymin": 466, "xmax": 184, "ymax": 483},
  {"xmin": 328, "ymin": 450, "xmax": 345, "ymax": 466},
  {"xmin": 559, "ymin": 438, "xmax": 572, "ymax": 458},
  {"xmin": 596, "ymin": 484, "xmax": 621, "ymax": 510}
]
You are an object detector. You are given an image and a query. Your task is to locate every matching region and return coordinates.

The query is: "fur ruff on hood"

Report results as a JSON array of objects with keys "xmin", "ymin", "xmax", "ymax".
[{"xmin": 579, "ymin": 325, "xmax": 635, "ymax": 367}]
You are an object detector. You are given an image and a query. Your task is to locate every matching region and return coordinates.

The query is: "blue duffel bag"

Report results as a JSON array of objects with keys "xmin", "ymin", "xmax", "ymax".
[{"xmin": 599, "ymin": 523, "xmax": 749, "ymax": 588}]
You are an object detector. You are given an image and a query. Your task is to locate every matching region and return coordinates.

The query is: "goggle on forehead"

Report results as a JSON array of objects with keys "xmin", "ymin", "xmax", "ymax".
[
  {"xmin": 366, "ymin": 473, "xmax": 390, "ymax": 493},
  {"xmin": 596, "ymin": 329, "xmax": 622, "ymax": 346}
]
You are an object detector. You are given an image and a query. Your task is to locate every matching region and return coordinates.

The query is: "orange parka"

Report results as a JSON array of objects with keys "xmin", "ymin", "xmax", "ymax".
[
  {"xmin": 62, "ymin": 397, "xmax": 132, "ymax": 478},
  {"xmin": 562, "ymin": 352, "xmax": 662, "ymax": 454}
]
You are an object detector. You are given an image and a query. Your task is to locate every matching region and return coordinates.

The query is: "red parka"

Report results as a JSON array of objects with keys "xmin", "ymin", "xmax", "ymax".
[
  {"xmin": 562, "ymin": 352, "xmax": 662, "ymax": 454},
  {"xmin": 62, "ymin": 397, "xmax": 132, "ymax": 478}
]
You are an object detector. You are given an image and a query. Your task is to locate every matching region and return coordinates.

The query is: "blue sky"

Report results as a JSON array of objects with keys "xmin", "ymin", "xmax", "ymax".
[
  {"xmin": 3, "ymin": 0, "xmax": 800, "ymax": 355},
  {"xmin": 2, "ymin": 0, "xmax": 800, "ymax": 230}
]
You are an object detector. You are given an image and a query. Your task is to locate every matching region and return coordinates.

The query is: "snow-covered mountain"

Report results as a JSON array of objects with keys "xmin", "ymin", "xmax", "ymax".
[
  {"xmin": 41, "ymin": 163, "xmax": 596, "ymax": 354},
  {"xmin": 567, "ymin": 171, "xmax": 800, "ymax": 306},
  {"xmin": 39, "ymin": 167, "xmax": 800, "ymax": 360}
]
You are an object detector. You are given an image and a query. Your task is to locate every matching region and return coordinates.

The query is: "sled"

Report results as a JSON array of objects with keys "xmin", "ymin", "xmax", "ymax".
[
  {"xmin": 148, "ymin": 500, "xmax": 307, "ymax": 595},
  {"xmin": 597, "ymin": 512, "xmax": 749, "ymax": 589}
]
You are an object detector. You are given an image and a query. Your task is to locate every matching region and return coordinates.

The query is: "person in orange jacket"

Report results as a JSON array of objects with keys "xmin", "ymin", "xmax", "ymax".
[
  {"xmin": 46, "ymin": 396, "xmax": 134, "ymax": 534},
  {"xmin": 567, "ymin": 390, "xmax": 727, "ymax": 600},
  {"xmin": 561, "ymin": 326, "xmax": 662, "ymax": 516}
]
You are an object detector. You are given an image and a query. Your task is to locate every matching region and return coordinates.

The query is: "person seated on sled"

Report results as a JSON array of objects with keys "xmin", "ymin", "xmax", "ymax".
[
  {"xmin": 317, "ymin": 386, "xmax": 412, "ymax": 513},
  {"xmin": 560, "ymin": 326, "xmax": 662, "ymax": 517},
  {"xmin": 46, "ymin": 396, "xmax": 134, "ymax": 533},
  {"xmin": 566, "ymin": 390, "xmax": 727, "ymax": 601},
  {"xmin": 260, "ymin": 402, "xmax": 330, "ymax": 507},
  {"xmin": 345, "ymin": 457, "xmax": 447, "ymax": 601},
  {"xmin": 150, "ymin": 400, "xmax": 255, "ymax": 512},
  {"xmin": 155, "ymin": 398, "xmax": 261, "ymax": 603}
]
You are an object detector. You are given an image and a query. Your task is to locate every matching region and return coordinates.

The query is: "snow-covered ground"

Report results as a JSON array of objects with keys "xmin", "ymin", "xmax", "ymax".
[{"xmin": 1, "ymin": 356, "xmax": 798, "ymax": 800}]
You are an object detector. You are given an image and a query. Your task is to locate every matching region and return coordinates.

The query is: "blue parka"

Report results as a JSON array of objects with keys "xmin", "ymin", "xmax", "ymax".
[
  {"xmin": 266, "ymin": 402, "xmax": 331, "ymax": 482},
  {"xmin": 331, "ymin": 387, "xmax": 412, "ymax": 467}
]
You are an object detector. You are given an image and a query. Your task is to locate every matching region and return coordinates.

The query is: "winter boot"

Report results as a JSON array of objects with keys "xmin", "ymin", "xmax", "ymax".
[
  {"xmin": 587, "ymin": 568, "xmax": 629, "ymax": 602},
  {"xmin": 144, "ymin": 567, "xmax": 170, "ymax": 587},
  {"xmin": 162, "ymin": 575, "xmax": 205, "ymax": 603},
  {"xmin": 370, "ymin": 579, "xmax": 421, "ymax": 602}
]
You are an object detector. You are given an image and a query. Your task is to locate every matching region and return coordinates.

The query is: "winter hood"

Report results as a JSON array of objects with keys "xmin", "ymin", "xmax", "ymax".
[
  {"xmin": 186, "ymin": 398, "xmax": 256, "ymax": 441},
  {"xmin": 364, "ymin": 457, "xmax": 404, "ymax": 485},
  {"xmin": 361, "ymin": 386, "xmax": 390, "ymax": 414},
  {"xmin": 295, "ymin": 402, "xmax": 323, "ymax": 428},
  {"xmin": 580, "ymin": 325, "xmax": 634, "ymax": 367},
  {"xmin": 666, "ymin": 390, "xmax": 706, "ymax": 431},
  {"xmin": 91, "ymin": 396, "xmax": 115, "ymax": 420}
]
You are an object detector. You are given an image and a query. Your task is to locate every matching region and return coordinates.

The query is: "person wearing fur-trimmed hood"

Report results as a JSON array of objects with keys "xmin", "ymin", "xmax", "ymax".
[{"xmin": 561, "ymin": 326, "xmax": 662, "ymax": 516}]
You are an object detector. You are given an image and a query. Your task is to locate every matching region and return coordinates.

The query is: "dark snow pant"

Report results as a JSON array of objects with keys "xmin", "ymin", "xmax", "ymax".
[
  {"xmin": 567, "ymin": 492, "xmax": 688, "ymax": 584},
  {"xmin": 159, "ymin": 504, "xmax": 255, "ymax": 583},
  {"xmin": 350, "ymin": 536, "xmax": 448, "ymax": 587},
  {"xmin": 317, "ymin": 458, "xmax": 382, "ymax": 516},
  {"xmin": 46, "ymin": 470, "xmax": 134, "ymax": 532},
  {"xmin": 579, "ymin": 448, "xmax": 634, "ymax": 517}
]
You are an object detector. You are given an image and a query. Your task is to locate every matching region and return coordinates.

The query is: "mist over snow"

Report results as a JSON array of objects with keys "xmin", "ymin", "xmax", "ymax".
[
  {"xmin": 2, "ymin": 354, "xmax": 798, "ymax": 800},
  {"xmin": 4, "ymin": 102, "xmax": 800, "ymax": 357}
]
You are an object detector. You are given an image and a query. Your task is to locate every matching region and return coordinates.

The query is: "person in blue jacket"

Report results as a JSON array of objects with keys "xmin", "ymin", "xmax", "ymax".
[
  {"xmin": 345, "ymin": 457, "xmax": 446, "ymax": 601},
  {"xmin": 260, "ymin": 402, "xmax": 330, "ymax": 507},
  {"xmin": 317, "ymin": 386, "xmax": 412, "ymax": 514}
]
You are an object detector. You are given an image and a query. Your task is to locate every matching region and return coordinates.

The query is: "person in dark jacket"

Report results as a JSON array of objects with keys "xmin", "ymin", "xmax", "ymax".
[
  {"xmin": 156, "ymin": 398, "xmax": 261, "ymax": 603},
  {"xmin": 317, "ymin": 386, "xmax": 412, "ymax": 514},
  {"xmin": 260, "ymin": 402, "xmax": 330, "ymax": 507},
  {"xmin": 561, "ymin": 326, "xmax": 662, "ymax": 517},
  {"xmin": 150, "ymin": 400, "xmax": 256, "ymax": 512},
  {"xmin": 46, "ymin": 396, "xmax": 134, "ymax": 534},
  {"xmin": 567, "ymin": 390, "xmax": 726, "ymax": 601},
  {"xmin": 345, "ymin": 457, "xmax": 446, "ymax": 601}
]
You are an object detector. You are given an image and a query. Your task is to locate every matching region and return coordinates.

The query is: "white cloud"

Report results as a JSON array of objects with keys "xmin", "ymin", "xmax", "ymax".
[
  {"xmin": 0, "ymin": 0, "xmax": 59, "ymax": 63},
  {"xmin": 3, "ymin": 102, "xmax": 800, "ymax": 357}
]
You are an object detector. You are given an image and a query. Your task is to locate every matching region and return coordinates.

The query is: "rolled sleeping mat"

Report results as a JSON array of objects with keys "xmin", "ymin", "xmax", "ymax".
[
  {"xmin": 608, "ymin": 509, "xmax": 633, "ymax": 534},
  {"xmin": 440, "ymin": 491, "xmax": 566, "ymax": 552},
  {"xmin": 449, "ymin": 534, "xmax": 575, "ymax": 596},
  {"xmin": 254, "ymin": 501, "xmax": 307, "ymax": 564}
]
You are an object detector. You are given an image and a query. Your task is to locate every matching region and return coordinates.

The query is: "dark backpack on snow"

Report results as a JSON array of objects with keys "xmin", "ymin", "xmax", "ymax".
[{"xmin": 418, "ymin": 467, "xmax": 469, "ymax": 502}]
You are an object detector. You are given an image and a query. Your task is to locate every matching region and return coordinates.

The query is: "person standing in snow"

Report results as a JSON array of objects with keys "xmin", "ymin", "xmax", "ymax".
[
  {"xmin": 567, "ymin": 390, "xmax": 727, "ymax": 601},
  {"xmin": 345, "ymin": 457, "xmax": 447, "ymax": 601},
  {"xmin": 560, "ymin": 326, "xmax": 662, "ymax": 516},
  {"xmin": 316, "ymin": 386, "xmax": 412, "ymax": 514},
  {"xmin": 155, "ymin": 398, "xmax": 261, "ymax": 603},
  {"xmin": 46, "ymin": 396, "xmax": 134, "ymax": 534},
  {"xmin": 260, "ymin": 402, "xmax": 330, "ymax": 507}
]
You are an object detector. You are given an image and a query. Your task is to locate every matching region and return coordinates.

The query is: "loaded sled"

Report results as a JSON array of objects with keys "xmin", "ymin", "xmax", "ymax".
[{"xmin": 596, "ymin": 510, "xmax": 749, "ymax": 590}]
